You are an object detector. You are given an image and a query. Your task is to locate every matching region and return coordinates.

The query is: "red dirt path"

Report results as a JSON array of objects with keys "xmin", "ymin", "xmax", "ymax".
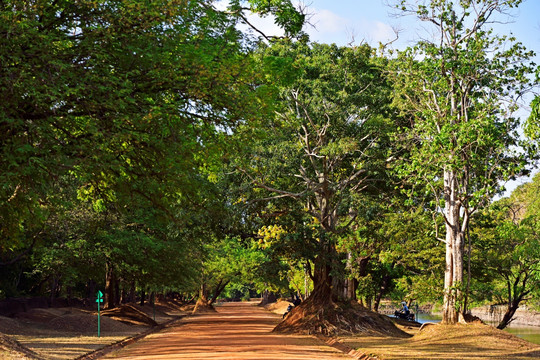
[{"xmin": 103, "ymin": 301, "xmax": 352, "ymax": 359}]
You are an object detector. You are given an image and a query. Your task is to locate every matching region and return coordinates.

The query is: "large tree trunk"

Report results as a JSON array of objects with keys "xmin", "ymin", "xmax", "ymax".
[
  {"xmin": 442, "ymin": 169, "xmax": 466, "ymax": 324},
  {"xmin": 274, "ymin": 252, "xmax": 406, "ymax": 337},
  {"xmin": 193, "ymin": 282, "xmax": 216, "ymax": 313},
  {"xmin": 373, "ymin": 275, "xmax": 390, "ymax": 313},
  {"xmin": 309, "ymin": 258, "xmax": 334, "ymax": 306},
  {"xmin": 105, "ymin": 264, "xmax": 116, "ymax": 309},
  {"xmin": 497, "ymin": 300, "xmax": 519, "ymax": 330},
  {"xmin": 259, "ymin": 290, "xmax": 278, "ymax": 306}
]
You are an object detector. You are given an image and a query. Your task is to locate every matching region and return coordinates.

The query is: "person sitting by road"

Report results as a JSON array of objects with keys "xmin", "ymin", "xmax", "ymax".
[
  {"xmin": 283, "ymin": 296, "xmax": 303, "ymax": 319},
  {"xmin": 283, "ymin": 303, "xmax": 294, "ymax": 318}
]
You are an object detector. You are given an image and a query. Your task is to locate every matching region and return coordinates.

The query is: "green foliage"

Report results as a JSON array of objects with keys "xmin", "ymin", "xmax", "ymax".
[
  {"xmin": 526, "ymin": 95, "xmax": 540, "ymax": 140},
  {"xmin": 470, "ymin": 174, "xmax": 540, "ymax": 308},
  {"xmin": 221, "ymin": 282, "xmax": 253, "ymax": 301},
  {"xmin": 240, "ymin": 0, "xmax": 305, "ymax": 37},
  {"xmin": 0, "ymin": 0, "xmax": 249, "ymax": 251},
  {"xmin": 26, "ymin": 184, "xmax": 199, "ymax": 297},
  {"xmin": 0, "ymin": 0, "xmax": 307, "ymax": 299}
]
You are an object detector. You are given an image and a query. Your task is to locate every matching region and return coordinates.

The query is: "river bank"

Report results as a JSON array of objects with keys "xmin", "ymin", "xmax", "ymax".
[
  {"xmin": 380, "ymin": 301, "xmax": 540, "ymax": 327},
  {"xmin": 379, "ymin": 301, "xmax": 540, "ymax": 345},
  {"xmin": 470, "ymin": 305, "xmax": 540, "ymax": 327}
]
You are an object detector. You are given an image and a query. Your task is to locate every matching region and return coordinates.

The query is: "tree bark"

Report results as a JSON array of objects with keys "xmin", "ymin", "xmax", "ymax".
[
  {"xmin": 114, "ymin": 278, "xmax": 121, "ymax": 306},
  {"xmin": 260, "ymin": 290, "xmax": 278, "ymax": 306},
  {"xmin": 497, "ymin": 273, "xmax": 530, "ymax": 329},
  {"xmin": 193, "ymin": 282, "xmax": 216, "ymax": 313},
  {"xmin": 497, "ymin": 299, "xmax": 519, "ymax": 330},
  {"xmin": 442, "ymin": 169, "xmax": 465, "ymax": 324},
  {"xmin": 373, "ymin": 275, "xmax": 390, "ymax": 313},
  {"xmin": 308, "ymin": 256, "xmax": 334, "ymax": 306},
  {"xmin": 209, "ymin": 279, "xmax": 230, "ymax": 304},
  {"xmin": 105, "ymin": 264, "xmax": 116, "ymax": 309},
  {"xmin": 140, "ymin": 288, "xmax": 146, "ymax": 306},
  {"xmin": 129, "ymin": 281, "xmax": 136, "ymax": 303}
]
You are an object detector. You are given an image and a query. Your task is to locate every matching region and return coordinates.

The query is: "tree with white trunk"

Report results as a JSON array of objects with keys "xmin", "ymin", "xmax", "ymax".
[{"xmin": 390, "ymin": 0, "xmax": 537, "ymax": 324}]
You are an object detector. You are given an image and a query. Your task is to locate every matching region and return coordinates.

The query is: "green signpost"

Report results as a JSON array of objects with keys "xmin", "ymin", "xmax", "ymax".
[{"xmin": 96, "ymin": 290, "xmax": 104, "ymax": 337}]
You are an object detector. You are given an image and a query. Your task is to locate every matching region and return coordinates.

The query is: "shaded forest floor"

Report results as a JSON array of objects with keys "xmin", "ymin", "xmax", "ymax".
[{"xmin": 0, "ymin": 300, "xmax": 191, "ymax": 359}]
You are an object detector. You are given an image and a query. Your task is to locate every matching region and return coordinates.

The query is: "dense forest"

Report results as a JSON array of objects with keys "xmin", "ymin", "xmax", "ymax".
[{"xmin": 1, "ymin": 0, "xmax": 539, "ymax": 333}]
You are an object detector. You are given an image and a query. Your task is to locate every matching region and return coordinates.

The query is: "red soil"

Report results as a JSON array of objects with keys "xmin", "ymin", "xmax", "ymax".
[{"xmin": 102, "ymin": 301, "xmax": 352, "ymax": 359}]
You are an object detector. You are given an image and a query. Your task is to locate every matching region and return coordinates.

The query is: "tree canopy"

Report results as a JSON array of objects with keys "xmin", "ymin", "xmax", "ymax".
[{"xmin": 1, "ymin": 0, "xmax": 539, "ymax": 336}]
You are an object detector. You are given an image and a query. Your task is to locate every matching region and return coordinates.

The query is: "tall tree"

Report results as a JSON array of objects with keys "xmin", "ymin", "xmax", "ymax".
[
  {"xmin": 249, "ymin": 41, "xmax": 391, "ymax": 298},
  {"xmin": 239, "ymin": 41, "xmax": 401, "ymax": 334},
  {"xmin": 390, "ymin": 0, "xmax": 536, "ymax": 324}
]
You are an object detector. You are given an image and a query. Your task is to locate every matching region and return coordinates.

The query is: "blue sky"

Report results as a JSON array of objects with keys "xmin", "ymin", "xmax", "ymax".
[
  {"xmin": 302, "ymin": 0, "xmax": 540, "ymax": 54},
  {"xmin": 239, "ymin": 0, "xmax": 540, "ymax": 54}
]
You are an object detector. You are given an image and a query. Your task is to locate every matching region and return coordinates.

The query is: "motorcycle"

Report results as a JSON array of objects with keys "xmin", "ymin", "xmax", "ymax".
[{"xmin": 394, "ymin": 310, "xmax": 415, "ymax": 322}]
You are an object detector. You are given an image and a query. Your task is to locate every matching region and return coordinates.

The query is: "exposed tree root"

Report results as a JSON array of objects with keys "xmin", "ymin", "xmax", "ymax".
[
  {"xmin": 101, "ymin": 304, "xmax": 158, "ymax": 327},
  {"xmin": 273, "ymin": 299, "xmax": 410, "ymax": 337},
  {"xmin": 459, "ymin": 312, "xmax": 484, "ymax": 325},
  {"xmin": 258, "ymin": 291, "xmax": 277, "ymax": 307},
  {"xmin": 192, "ymin": 298, "xmax": 217, "ymax": 314}
]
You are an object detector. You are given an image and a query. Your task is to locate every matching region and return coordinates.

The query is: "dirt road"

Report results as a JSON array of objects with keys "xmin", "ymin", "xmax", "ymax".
[{"xmin": 102, "ymin": 301, "xmax": 352, "ymax": 359}]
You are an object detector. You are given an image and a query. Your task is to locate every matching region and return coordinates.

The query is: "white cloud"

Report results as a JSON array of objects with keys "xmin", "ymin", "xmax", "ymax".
[
  {"xmin": 305, "ymin": 6, "xmax": 396, "ymax": 46},
  {"xmin": 214, "ymin": 0, "xmax": 228, "ymax": 11},
  {"xmin": 308, "ymin": 9, "xmax": 351, "ymax": 35},
  {"xmin": 365, "ymin": 21, "xmax": 396, "ymax": 44}
]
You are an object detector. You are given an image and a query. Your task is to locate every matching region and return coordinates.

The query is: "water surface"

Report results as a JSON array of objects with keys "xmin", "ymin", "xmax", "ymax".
[
  {"xmin": 503, "ymin": 326, "xmax": 540, "ymax": 345},
  {"xmin": 415, "ymin": 313, "xmax": 442, "ymax": 324}
]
